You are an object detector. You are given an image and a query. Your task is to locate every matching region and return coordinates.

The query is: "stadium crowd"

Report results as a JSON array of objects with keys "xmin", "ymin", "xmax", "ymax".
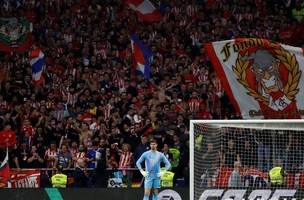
[{"xmin": 0, "ymin": 0, "xmax": 304, "ymax": 187}]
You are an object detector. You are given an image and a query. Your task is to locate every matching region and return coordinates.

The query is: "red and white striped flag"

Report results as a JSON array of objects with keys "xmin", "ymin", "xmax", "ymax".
[{"xmin": 125, "ymin": 0, "xmax": 162, "ymax": 22}]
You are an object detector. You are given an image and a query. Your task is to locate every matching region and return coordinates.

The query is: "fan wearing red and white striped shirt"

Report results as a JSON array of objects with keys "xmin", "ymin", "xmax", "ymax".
[
  {"xmin": 61, "ymin": 87, "xmax": 80, "ymax": 107},
  {"xmin": 211, "ymin": 74, "xmax": 223, "ymax": 98},
  {"xmin": 74, "ymin": 145, "xmax": 87, "ymax": 168},
  {"xmin": 70, "ymin": 141, "xmax": 79, "ymax": 160},
  {"xmin": 118, "ymin": 144, "xmax": 134, "ymax": 170},
  {"xmin": 116, "ymin": 143, "xmax": 134, "ymax": 187},
  {"xmin": 186, "ymin": 3, "xmax": 198, "ymax": 18},
  {"xmin": 44, "ymin": 143, "xmax": 58, "ymax": 168},
  {"xmin": 187, "ymin": 91, "xmax": 203, "ymax": 114}
]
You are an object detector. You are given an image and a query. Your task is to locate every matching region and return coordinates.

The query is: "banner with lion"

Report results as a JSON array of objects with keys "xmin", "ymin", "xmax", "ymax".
[
  {"xmin": 0, "ymin": 16, "xmax": 33, "ymax": 53},
  {"xmin": 205, "ymin": 38, "xmax": 304, "ymax": 119}
]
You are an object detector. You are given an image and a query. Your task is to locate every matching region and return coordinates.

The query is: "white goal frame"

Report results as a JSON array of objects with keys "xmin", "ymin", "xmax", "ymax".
[{"xmin": 189, "ymin": 119, "xmax": 304, "ymax": 200}]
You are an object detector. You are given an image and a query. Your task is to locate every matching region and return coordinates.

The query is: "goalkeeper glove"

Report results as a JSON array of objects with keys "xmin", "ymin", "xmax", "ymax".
[
  {"xmin": 157, "ymin": 171, "xmax": 166, "ymax": 177},
  {"xmin": 140, "ymin": 169, "xmax": 149, "ymax": 177}
]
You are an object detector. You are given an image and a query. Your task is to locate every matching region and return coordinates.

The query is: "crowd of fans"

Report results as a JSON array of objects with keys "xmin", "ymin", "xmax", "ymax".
[{"xmin": 0, "ymin": 0, "xmax": 304, "ymax": 187}]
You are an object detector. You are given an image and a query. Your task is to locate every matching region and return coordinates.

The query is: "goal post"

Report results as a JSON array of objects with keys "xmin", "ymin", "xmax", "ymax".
[{"xmin": 190, "ymin": 120, "xmax": 304, "ymax": 200}]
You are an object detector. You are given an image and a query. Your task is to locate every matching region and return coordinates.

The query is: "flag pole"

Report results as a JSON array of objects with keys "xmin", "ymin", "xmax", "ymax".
[
  {"xmin": 6, "ymin": 146, "xmax": 8, "ymax": 160},
  {"xmin": 6, "ymin": 146, "xmax": 9, "ymax": 189}
]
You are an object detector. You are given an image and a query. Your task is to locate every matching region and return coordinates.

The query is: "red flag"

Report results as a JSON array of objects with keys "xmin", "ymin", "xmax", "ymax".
[
  {"xmin": 0, "ymin": 130, "xmax": 16, "ymax": 148},
  {"xmin": 0, "ymin": 149, "xmax": 9, "ymax": 188}
]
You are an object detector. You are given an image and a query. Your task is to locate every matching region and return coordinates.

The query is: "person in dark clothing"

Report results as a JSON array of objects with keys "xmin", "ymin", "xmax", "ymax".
[
  {"xmin": 134, "ymin": 135, "xmax": 150, "ymax": 161},
  {"xmin": 255, "ymin": 130, "xmax": 272, "ymax": 171},
  {"xmin": 26, "ymin": 145, "xmax": 44, "ymax": 168},
  {"xmin": 40, "ymin": 171, "xmax": 52, "ymax": 188},
  {"xmin": 240, "ymin": 139, "xmax": 257, "ymax": 168},
  {"xmin": 11, "ymin": 141, "xmax": 29, "ymax": 169},
  {"xmin": 74, "ymin": 158, "xmax": 88, "ymax": 187},
  {"xmin": 222, "ymin": 139, "xmax": 240, "ymax": 168},
  {"xmin": 0, "ymin": 149, "xmax": 5, "ymax": 166},
  {"xmin": 91, "ymin": 155, "xmax": 109, "ymax": 187}
]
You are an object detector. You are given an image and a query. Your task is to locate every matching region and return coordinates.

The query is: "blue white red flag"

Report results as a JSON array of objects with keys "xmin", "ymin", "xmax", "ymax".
[
  {"xmin": 130, "ymin": 34, "xmax": 152, "ymax": 80},
  {"xmin": 29, "ymin": 48, "xmax": 45, "ymax": 86}
]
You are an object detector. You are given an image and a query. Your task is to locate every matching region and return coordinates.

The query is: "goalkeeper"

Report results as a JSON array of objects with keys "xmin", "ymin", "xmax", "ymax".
[{"xmin": 136, "ymin": 139, "xmax": 171, "ymax": 200}]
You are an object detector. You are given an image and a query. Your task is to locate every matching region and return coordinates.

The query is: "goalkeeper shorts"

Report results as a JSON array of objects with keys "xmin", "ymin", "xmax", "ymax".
[{"xmin": 144, "ymin": 176, "xmax": 161, "ymax": 189}]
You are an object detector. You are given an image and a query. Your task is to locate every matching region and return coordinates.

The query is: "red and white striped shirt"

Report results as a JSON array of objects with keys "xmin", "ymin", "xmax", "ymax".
[
  {"xmin": 211, "ymin": 76, "xmax": 223, "ymax": 97},
  {"xmin": 76, "ymin": 152, "xmax": 86, "ymax": 160},
  {"xmin": 55, "ymin": 109, "xmax": 65, "ymax": 121},
  {"xmin": 119, "ymin": 151, "xmax": 133, "ymax": 175},
  {"xmin": 119, "ymin": 152, "xmax": 133, "ymax": 168},
  {"xmin": 95, "ymin": 49, "xmax": 107, "ymax": 59},
  {"xmin": 113, "ymin": 73, "xmax": 125, "ymax": 92},
  {"xmin": 70, "ymin": 148, "xmax": 78, "ymax": 159},
  {"xmin": 186, "ymin": 4, "xmax": 198, "ymax": 17},
  {"xmin": 74, "ymin": 152, "xmax": 86, "ymax": 167},
  {"xmin": 57, "ymin": 47, "xmax": 64, "ymax": 56},
  {"xmin": 44, "ymin": 148, "xmax": 58, "ymax": 168},
  {"xmin": 198, "ymin": 69, "xmax": 209, "ymax": 84},
  {"xmin": 188, "ymin": 99, "xmax": 203, "ymax": 113},
  {"xmin": 67, "ymin": 92, "xmax": 78, "ymax": 106}
]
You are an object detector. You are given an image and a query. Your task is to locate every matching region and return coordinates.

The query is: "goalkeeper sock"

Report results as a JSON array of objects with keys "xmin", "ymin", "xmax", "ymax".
[
  {"xmin": 143, "ymin": 194, "xmax": 149, "ymax": 200},
  {"xmin": 152, "ymin": 192, "xmax": 158, "ymax": 200}
]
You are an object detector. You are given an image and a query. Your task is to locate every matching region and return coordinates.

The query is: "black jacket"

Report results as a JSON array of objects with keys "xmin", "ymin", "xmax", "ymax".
[{"xmin": 74, "ymin": 167, "xmax": 88, "ymax": 187}]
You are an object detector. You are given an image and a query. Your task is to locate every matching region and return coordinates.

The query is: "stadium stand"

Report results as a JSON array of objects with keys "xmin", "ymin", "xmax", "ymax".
[{"xmin": 0, "ymin": 0, "xmax": 303, "ymax": 188}]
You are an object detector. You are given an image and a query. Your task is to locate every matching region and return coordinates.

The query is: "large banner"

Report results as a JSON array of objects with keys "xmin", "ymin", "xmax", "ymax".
[
  {"xmin": 9, "ymin": 170, "xmax": 40, "ymax": 188},
  {"xmin": 0, "ymin": 16, "xmax": 33, "ymax": 53},
  {"xmin": 204, "ymin": 39, "xmax": 304, "ymax": 119}
]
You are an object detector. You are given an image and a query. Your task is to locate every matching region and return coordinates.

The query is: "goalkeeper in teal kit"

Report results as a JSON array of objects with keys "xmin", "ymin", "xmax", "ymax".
[{"xmin": 136, "ymin": 139, "xmax": 171, "ymax": 200}]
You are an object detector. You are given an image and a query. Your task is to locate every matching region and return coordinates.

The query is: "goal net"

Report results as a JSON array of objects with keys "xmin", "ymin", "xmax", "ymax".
[{"xmin": 190, "ymin": 120, "xmax": 304, "ymax": 200}]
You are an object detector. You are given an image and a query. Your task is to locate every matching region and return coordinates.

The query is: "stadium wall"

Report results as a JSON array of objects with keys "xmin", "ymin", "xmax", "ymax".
[{"xmin": 0, "ymin": 188, "xmax": 189, "ymax": 200}]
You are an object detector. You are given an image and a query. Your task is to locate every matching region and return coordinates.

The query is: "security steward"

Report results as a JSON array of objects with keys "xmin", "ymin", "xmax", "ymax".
[
  {"xmin": 160, "ymin": 167, "xmax": 175, "ymax": 187},
  {"xmin": 269, "ymin": 159, "xmax": 285, "ymax": 187},
  {"xmin": 51, "ymin": 165, "xmax": 68, "ymax": 188}
]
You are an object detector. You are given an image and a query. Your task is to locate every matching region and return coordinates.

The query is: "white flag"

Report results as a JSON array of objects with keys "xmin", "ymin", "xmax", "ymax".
[{"xmin": 205, "ymin": 38, "xmax": 304, "ymax": 119}]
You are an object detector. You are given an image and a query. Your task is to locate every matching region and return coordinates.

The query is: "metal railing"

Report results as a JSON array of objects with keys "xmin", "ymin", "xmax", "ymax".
[{"xmin": 10, "ymin": 167, "xmax": 140, "ymax": 171}]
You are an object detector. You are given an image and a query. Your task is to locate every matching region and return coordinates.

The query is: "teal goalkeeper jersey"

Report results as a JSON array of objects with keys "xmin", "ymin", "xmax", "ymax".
[{"xmin": 136, "ymin": 150, "xmax": 171, "ymax": 177}]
